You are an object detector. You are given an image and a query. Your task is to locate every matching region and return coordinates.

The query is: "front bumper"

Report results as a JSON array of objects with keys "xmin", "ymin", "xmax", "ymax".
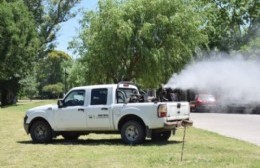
[
  {"xmin": 24, "ymin": 123, "xmax": 29, "ymax": 134},
  {"xmin": 164, "ymin": 119, "xmax": 193, "ymax": 129},
  {"xmin": 23, "ymin": 115, "xmax": 29, "ymax": 134}
]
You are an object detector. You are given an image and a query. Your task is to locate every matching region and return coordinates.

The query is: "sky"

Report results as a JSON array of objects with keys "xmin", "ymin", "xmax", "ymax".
[{"xmin": 55, "ymin": 0, "xmax": 98, "ymax": 56}]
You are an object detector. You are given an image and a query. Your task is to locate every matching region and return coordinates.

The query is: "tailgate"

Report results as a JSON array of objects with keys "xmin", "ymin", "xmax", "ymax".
[{"xmin": 166, "ymin": 102, "xmax": 190, "ymax": 120}]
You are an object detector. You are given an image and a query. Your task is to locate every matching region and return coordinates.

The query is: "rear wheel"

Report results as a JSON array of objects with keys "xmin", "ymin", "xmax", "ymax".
[
  {"xmin": 121, "ymin": 120, "xmax": 146, "ymax": 145},
  {"xmin": 151, "ymin": 131, "xmax": 171, "ymax": 142},
  {"xmin": 30, "ymin": 121, "xmax": 52, "ymax": 143}
]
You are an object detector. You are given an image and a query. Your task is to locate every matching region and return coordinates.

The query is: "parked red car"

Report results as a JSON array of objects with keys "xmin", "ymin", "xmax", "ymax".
[{"xmin": 190, "ymin": 94, "xmax": 216, "ymax": 112}]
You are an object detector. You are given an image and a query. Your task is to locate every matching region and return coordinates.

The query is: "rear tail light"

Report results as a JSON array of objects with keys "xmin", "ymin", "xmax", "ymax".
[{"xmin": 158, "ymin": 104, "xmax": 167, "ymax": 118}]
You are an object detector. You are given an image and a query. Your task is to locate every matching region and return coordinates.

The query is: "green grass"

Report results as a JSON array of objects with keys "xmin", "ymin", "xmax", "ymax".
[{"xmin": 0, "ymin": 100, "xmax": 259, "ymax": 168}]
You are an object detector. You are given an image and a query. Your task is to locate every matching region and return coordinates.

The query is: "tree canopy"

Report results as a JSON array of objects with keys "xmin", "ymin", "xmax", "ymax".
[
  {"xmin": 73, "ymin": 0, "xmax": 208, "ymax": 87},
  {"xmin": 23, "ymin": 0, "xmax": 81, "ymax": 98},
  {"xmin": 0, "ymin": 0, "xmax": 39, "ymax": 80},
  {"xmin": 202, "ymin": 0, "xmax": 259, "ymax": 52},
  {"xmin": 24, "ymin": 0, "xmax": 81, "ymax": 56},
  {"xmin": 0, "ymin": 0, "xmax": 80, "ymax": 105},
  {"xmin": 1, "ymin": 0, "xmax": 259, "ymax": 105},
  {"xmin": 0, "ymin": 0, "xmax": 39, "ymax": 105},
  {"xmin": 36, "ymin": 50, "xmax": 71, "ymax": 98}
]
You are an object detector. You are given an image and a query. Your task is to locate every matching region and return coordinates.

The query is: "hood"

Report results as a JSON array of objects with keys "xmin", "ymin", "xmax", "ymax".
[{"xmin": 26, "ymin": 104, "xmax": 57, "ymax": 114}]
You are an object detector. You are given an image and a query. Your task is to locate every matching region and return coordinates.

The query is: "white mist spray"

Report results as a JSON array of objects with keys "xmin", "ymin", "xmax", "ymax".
[{"xmin": 166, "ymin": 54, "xmax": 260, "ymax": 105}]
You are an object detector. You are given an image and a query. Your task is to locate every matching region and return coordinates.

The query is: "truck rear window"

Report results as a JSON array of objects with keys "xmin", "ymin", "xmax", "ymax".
[{"xmin": 118, "ymin": 88, "xmax": 138, "ymax": 98}]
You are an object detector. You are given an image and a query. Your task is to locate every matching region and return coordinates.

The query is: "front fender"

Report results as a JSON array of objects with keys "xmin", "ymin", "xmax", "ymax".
[
  {"xmin": 25, "ymin": 111, "xmax": 54, "ymax": 130},
  {"xmin": 26, "ymin": 111, "xmax": 47, "ymax": 123}
]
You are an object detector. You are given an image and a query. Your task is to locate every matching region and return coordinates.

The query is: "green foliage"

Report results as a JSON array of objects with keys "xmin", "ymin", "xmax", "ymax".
[
  {"xmin": 73, "ymin": 0, "xmax": 207, "ymax": 87},
  {"xmin": 37, "ymin": 50, "xmax": 71, "ymax": 97},
  {"xmin": 42, "ymin": 82, "xmax": 64, "ymax": 98},
  {"xmin": 0, "ymin": 0, "xmax": 39, "ymax": 105},
  {"xmin": 239, "ymin": 36, "xmax": 260, "ymax": 59},
  {"xmin": 23, "ymin": 0, "xmax": 81, "ymax": 56},
  {"xmin": 202, "ymin": 0, "xmax": 259, "ymax": 52},
  {"xmin": 0, "ymin": 0, "xmax": 80, "ymax": 104},
  {"xmin": 19, "ymin": 74, "xmax": 39, "ymax": 99},
  {"xmin": 67, "ymin": 60, "xmax": 86, "ymax": 87},
  {"xmin": 0, "ymin": 0, "xmax": 39, "ymax": 80},
  {"xmin": 22, "ymin": 0, "xmax": 81, "ymax": 98}
]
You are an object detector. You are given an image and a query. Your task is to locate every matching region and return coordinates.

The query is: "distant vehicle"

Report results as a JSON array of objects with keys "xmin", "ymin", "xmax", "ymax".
[
  {"xmin": 221, "ymin": 99, "xmax": 260, "ymax": 114},
  {"xmin": 190, "ymin": 94, "xmax": 216, "ymax": 112}
]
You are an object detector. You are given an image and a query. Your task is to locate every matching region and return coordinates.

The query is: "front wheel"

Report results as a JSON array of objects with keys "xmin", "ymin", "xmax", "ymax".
[
  {"xmin": 121, "ymin": 120, "xmax": 146, "ymax": 145},
  {"xmin": 30, "ymin": 121, "xmax": 52, "ymax": 143},
  {"xmin": 151, "ymin": 131, "xmax": 171, "ymax": 142}
]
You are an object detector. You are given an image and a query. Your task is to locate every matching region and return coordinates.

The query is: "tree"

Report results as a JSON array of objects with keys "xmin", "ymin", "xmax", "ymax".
[
  {"xmin": 201, "ymin": 0, "xmax": 259, "ymax": 52},
  {"xmin": 67, "ymin": 59, "xmax": 86, "ymax": 87},
  {"xmin": 42, "ymin": 83, "xmax": 64, "ymax": 98},
  {"xmin": 72, "ymin": 0, "xmax": 207, "ymax": 87},
  {"xmin": 37, "ymin": 50, "xmax": 71, "ymax": 98},
  {"xmin": 23, "ymin": 0, "xmax": 81, "ymax": 57},
  {"xmin": 19, "ymin": 75, "xmax": 39, "ymax": 100},
  {"xmin": 23, "ymin": 0, "xmax": 81, "ymax": 98},
  {"xmin": 0, "ymin": 0, "xmax": 39, "ymax": 106},
  {"xmin": 0, "ymin": 0, "xmax": 81, "ymax": 105},
  {"xmin": 239, "ymin": 36, "xmax": 260, "ymax": 59}
]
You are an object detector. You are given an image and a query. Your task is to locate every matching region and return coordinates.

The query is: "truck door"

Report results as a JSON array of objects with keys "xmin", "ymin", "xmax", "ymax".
[
  {"xmin": 86, "ymin": 88, "xmax": 112, "ymax": 130},
  {"xmin": 54, "ymin": 90, "xmax": 87, "ymax": 130}
]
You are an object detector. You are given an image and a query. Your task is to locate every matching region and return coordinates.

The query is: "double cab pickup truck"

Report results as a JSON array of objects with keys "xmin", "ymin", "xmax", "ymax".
[{"xmin": 24, "ymin": 83, "xmax": 191, "ymax": 144}]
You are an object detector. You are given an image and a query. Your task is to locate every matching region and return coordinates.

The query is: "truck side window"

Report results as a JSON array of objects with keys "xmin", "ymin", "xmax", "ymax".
[
  {"xmin": 63, "ymin": 90, "xmax": 85, "ymax": 107},
  {"xmin": 91, "ymin": 88, "xmax": 108, "ymax": 105}
]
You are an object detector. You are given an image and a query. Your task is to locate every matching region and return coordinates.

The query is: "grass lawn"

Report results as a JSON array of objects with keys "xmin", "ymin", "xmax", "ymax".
[{"xmin": 0, "ymin": 100, "xmax": 259, "ymax": 168}]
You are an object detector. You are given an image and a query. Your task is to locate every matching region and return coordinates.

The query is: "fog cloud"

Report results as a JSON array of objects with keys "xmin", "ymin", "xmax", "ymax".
[{"xmin": 166, "ymin": 53, "xmax": 260, "ymax": 105}]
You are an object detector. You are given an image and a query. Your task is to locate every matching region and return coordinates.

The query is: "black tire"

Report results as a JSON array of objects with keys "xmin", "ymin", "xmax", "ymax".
[
  {"xmin": 62, "ymin": 133, "xmax": 80, "ymax": 140},
  {"xmin": 151, "ymin": 131, "xmax": 171, "ymax": 142},
  {"xmin": 30, "ymin": 121, "xmax": 52, "ymax": 143},
  {"xmin": 121, "ymin": 120, "xmax": 146, "ymax": 145}
]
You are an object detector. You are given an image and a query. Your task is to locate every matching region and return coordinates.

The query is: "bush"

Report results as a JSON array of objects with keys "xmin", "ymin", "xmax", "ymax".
[{"xmin": 43, "ymin": 83, "xmax": 64, "ymax": 98}]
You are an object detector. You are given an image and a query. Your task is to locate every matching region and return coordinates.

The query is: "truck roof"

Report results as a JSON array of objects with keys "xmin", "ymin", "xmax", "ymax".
[{"xmin": 70, "ymin": 83, "xmax": 138, "ymax": 91}]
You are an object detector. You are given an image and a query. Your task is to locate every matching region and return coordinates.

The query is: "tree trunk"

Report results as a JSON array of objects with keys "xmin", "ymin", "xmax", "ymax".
[
  {"xmin": 0, "ymin": 78, "xmax": 19, "ymax": 106},
  {"xmin": 1, "ymin": 89, "xmax": 15, "ymax": 106}
]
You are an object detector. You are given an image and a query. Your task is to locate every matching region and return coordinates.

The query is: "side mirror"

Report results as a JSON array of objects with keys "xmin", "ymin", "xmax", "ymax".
[{"xmin": 57, "ymin": 99, "xmax": 64, "ymax": 108}]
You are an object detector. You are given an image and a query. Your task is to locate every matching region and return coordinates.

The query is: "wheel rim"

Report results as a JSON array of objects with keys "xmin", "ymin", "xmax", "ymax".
[
  {"xmin": 125, "ymin": 125, "xmax": 139, "ymax": 142},
  {"xmin": 34, "ymin": 124, "xmax": 48, "ymax": 140}
]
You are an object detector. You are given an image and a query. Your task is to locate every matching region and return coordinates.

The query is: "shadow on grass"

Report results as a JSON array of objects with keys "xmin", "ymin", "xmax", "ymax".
[
  {"xmin": 17, "ymin": 138, "xmax": 182, "ymax": 146},
  {"xmin": 0, "ymin": 104, "xmax": 19, "ymax": 108}
]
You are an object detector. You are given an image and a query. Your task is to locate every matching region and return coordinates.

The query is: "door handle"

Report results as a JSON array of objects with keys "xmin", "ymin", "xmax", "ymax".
[
  {"xmin": 101, "ymin": 107, "xmax": 108, "ymax": 110},
  {"xmin": 78, "ymin": 108, "xmax": 84, "ymax": 112}
]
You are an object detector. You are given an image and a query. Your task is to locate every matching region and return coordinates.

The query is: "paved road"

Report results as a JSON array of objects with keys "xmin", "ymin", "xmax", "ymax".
[{"xmin": 190, "ymin": 113, "xmax": 260, "ymax": 146}]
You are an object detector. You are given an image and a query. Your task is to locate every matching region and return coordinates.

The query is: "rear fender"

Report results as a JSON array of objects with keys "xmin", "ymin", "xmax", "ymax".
[{"xmin": 116, "ymin": 107, "xmax": 150, "ymax": 130}]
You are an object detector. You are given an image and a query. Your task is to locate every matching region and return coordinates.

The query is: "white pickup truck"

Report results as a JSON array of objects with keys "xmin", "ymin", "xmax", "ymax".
[{"xmin": 24, "ymin": 83, "xmax": 192, "ymax": 144}]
